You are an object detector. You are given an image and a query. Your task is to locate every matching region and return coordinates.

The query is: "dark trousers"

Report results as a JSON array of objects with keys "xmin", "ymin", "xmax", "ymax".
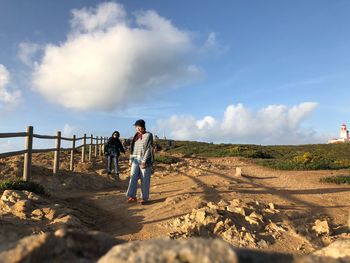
[{"xmin": 107, "ymin": 154, "xmax": 119, "ymax": 180}]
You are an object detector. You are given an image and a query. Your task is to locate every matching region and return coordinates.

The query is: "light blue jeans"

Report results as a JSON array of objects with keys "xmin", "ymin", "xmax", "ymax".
[
  {"xmin": 126, "ymin": 158, "xmax": 152, "ymax": 200},
  {"xmin": 107, "ymin": 154, "xmax": 119, "ymax": 180}
]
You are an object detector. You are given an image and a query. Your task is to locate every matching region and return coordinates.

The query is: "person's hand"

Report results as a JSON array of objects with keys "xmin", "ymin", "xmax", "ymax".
[
  {"xmin": 129, "ymin": 160, "xmax": 132, "ymax": 166},
  {"xmin": 140, "ymin": 162, "xmax": 146, "ymax": 169}
]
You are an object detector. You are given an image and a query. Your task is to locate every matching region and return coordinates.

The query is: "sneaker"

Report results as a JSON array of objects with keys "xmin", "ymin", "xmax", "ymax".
[
  {"xmin": 140, "ymin": 199, "xmax": 149, "ymax": 205},
  {"xmin": 127, "ymin": 197, "xmax": 137, "ymax": 203}
]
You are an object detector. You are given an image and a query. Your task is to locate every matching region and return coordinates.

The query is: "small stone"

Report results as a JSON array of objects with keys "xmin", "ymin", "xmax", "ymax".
[
  {"xmin": 312, "ymin": 219, "xmax": 330, "ymax": 235},
  {"xmin": 213, "ymin": 221, "xmax": 225, "ymax": 234},
  {"xmin": 195, "ymin": 210, "xmax": 207, "ymax": 224},
  {"xmin": 11, "ymin": 200, "xmax": 31, "ymax": 219},
  {"xmin": 257, "ymin": 240, "xmax": 269, "ymax": 248},
  {"xmin": 245, "ymin": 215, "xmax": 260, "ymax": 226},
  {"xmin": 54, "ymin": 228, "xmax": 67, "ymax": 238},
  {"xmin": 42, "ymin": 207, "xmax": 57, "ymax": 221},
  {"xmin": 207, "ymin": 202, "xmax": 218, "ymax": 210},
  {"xmin": 249, "ymin": 212, "xmax": 264, "ymax": 222},
  {"xmin": 31, "ymin": 209, "xmax": 45, "ymax": 220},
  {"xmin": 235, "ymin": 167, "xmax": 242, "ymax": 177}
]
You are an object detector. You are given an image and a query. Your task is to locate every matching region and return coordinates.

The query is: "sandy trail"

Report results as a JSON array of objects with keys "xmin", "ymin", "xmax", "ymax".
[{"xmin": 56, "ymin": 156, "xmax": 350, "ymax": 253}]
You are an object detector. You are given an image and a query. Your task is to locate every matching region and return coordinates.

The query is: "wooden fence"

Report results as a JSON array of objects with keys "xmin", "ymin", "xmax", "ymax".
[{"xmin": 0, "ymin": 126, "xmax": 108, "ymax": 181}]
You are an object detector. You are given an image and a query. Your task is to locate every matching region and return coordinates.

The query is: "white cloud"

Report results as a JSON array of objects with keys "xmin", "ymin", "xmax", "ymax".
[
  {"xmin": 62, "ymin": 123, "xmax": 78, "ymax": 137},
  {"xmin": 204, "ymin": 32, "xmax": 217, "ymax": 48},
  {"xmin": 0, "ymin": 64, "xmax": 21, "ymax": 108},
  {"xmin": 200, "ymin": 32, "xmax": 228, "ymax": 54},
  {"xmin": 155, "ymin": 102, "xmax": 324, "ymax": 145},
  {"xmin": 70, "ymin": 2, "xmax": 126, "ymax": 33},
  {"xmin": 18, "ymin": 42, "xmax": 42, "ymax": 66},
  {"xmin": 31, "ymin": 1, "xmax": 201, "ymax": 111}
]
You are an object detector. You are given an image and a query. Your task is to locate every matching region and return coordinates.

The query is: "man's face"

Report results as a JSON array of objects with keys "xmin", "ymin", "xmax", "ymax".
[
  {"xmin": 113, "ymin": 133, "xmax": 118, "ymax": 138},
  {"xmin": 136, "ymin": 126, "xmax": 144, "ymax": 133}
]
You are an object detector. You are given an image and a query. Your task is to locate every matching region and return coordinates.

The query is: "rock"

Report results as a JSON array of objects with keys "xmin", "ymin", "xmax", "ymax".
[
  {"xmin": 31, "ymin": 209, "xmax": 45, "ymax": 220},
  {"xmin": 207, "ymin": 202, "xmax": 219, "ymax": 210},
  {"xmin": 195, "ymin": 210, "xmax": 206, "ymax": 224},
  {"xmin": 249, "ymin": 212, "xmax": 264, "ymax": 222},
  {"xmin": 312, "ymin": 219, "xmax": 330, "ymax": 235},
  {"xmin": 98, "ymin": 238, "xmax": 238, "ymax": 263},
  {"xmin": 213, "ymin": 221, "xmax": 225, "ymax": 234},
  {"xmin": 0, "ymin": 200, "xmax": 11, "ymax": 213},
  {"xmin": 257, "ymin": 239, "xmax": 269, "ymax": 248},
  {"xmin": 245, "ymin": 215, "xmax": 260, "ymax": 226},
  {"xmin": 41, "ymin": 207, "xmax": 57, "ymax": 221},
  {"xmin": 169, "ymin": 199, "xmax": 288, "ymax": 248},
  {"xmin": 27, "ymin": 192, "xmax": 45, "ymax": 203},
  {"xmin": 11, "ymin": 200, "xmax": 31, "ymax": 219},
  {"xmin": 229, "ymin": 199, "xmax": 242, "ymax": 207},
  {"xmin": 268, "ymin": 203, "xmax": 275, "ymax": 210},
  {"xmin": 0, "ymin": 229, "xmax": 123, "ymax": 263},
  {"xmin": 1, "ymin": 190, "xmax": 26, "ymax": 204},
  {"xmin": 265, "ymin": 222, "xmax": 286, "ymax": 233},
  {"xmin": 51, "ymin": 214, "xmax": 82, "ymax": 228},
  {"xmin": 217, "ymin": 200, "xmax": 229, "ymax": 208},
  {"xmin": 312, "ymin": 239, "xmax": 350, "ymax": 259},
  {"xmin": 235, "ymin": 167, "xmax": 242, "ymax": 177},
  {"xmin": 228, "ymin": 206, "xmax": 246, "ymax": 216},
  {"xmin": 0, "ymin": 233, "xmax": 49, "ymax": 263}
]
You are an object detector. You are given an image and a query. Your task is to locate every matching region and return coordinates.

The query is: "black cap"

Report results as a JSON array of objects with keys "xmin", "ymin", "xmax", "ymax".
[{"xmin": 134, "ymin": 119, "xmax": 146, "ymax": 128}]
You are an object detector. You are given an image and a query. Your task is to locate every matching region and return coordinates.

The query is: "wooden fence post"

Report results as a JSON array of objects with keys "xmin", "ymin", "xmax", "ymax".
[
  {"xmin": 70, "ymin": 135, "xmax": 76, "ymax": 171},
  {"xmin": 102, "ymin": 137, "xmax": 105, "ymax": 155},
  {"xmin": 23, "ymin": 126, "xmax": 33, "ymax": 181},
  {"xmin": 53, "ymin": 131, "xmax": 61, "ymax": 175},
  {"xmin": 99, "ymin": 137, "xmax": 103, "ymax": 156},
  {"xmin": 89, "ymin": 134, "xmax": 93, "ymax": 161},
  {"xmin": 94, "ymin": 136, "xmax": 98, "ymax": 157},
  {"xmin": 81, "ymin": 133, "xmax": 86, "ymax": 162}
]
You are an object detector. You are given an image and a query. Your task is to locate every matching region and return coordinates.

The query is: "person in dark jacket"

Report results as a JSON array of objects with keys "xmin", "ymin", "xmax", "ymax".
[{"xmin": 104, "ymin": 131, "xmax": 125, "ymax": 181}]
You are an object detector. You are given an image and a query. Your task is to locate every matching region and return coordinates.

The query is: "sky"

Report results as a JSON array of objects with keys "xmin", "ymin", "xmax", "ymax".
[{"xmin": 1, "ymin": 0, "xmax": 350, "ymax": 152}]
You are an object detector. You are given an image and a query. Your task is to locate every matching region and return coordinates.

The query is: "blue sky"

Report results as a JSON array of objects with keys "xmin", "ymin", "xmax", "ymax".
[{"xmin": 1, "ymin": 0, "xmax": 350, "ymax": 151}]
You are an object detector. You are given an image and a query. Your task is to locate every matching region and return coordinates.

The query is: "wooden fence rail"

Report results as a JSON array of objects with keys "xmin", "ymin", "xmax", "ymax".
[{"xmin": 0, "ymin": 126, "xmax": 107, "ymax": 181}]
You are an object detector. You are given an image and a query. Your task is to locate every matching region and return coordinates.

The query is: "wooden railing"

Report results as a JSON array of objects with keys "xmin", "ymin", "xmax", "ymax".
[{"xmin": 0, "ymin": 126, "xmax": 108, "ymax": 181}]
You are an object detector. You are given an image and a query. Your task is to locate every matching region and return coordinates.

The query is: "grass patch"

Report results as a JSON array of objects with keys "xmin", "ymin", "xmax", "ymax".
[
  {"xmin": 154, "ymin": 155, "xmax": 180, "ymax": 164},
  {"xmin": 321, "ymin": 175, "xmax": 350, "ymax": 185},
  {"xmin": 0, "ymin": 179, "xmax": 46, "ymax": 195}
]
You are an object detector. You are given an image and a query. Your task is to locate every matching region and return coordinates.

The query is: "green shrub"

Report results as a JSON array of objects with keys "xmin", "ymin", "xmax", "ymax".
[
  {"xmin": 243, "ymin": 150, "xmax": 273, "ymax": 159},
  {"xmin": 0, "ymin": 179, "xmax": 46, "ymax": 195},
  {"xmin": 156, "ymin": 139, "xmax": 350, "ymax": 171},
  {"xmin": 321, "ymin": 175, "xmax": 350, "ymax": 185},
  {"xmin": 154, "ymin": 155, "xmax": 180, "ymax": 164}
]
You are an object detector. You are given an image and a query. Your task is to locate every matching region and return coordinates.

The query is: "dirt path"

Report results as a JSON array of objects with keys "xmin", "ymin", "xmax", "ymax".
[{"xmin": 57, "ymin": 156, "xmax": 350, "ymax": 253}]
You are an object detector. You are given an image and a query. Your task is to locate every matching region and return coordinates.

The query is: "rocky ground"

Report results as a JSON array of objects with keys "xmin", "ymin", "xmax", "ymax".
[{"xmin": 0, "ymin": 152, "xmax": 349, "ymax": 262}]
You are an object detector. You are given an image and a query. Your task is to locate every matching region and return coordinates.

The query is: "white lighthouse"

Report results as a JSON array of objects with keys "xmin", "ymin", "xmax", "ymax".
[
  {"xmin": 340, "ymin": 123, "xmax": 349, "ymax": 140},
  {"xmin": 328, "ymin": 123, "xmax": 350, "ymax": 144}
]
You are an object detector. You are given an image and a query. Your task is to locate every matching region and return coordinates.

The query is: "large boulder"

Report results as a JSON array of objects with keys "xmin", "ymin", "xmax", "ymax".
[
  {"xmin": 311, "ymin": 239, "xmax": 350, "ymax": 259},
  {"xmin": 98, "ymin": 238, "xmax": 238, "ymax": 263},
  {"xmin": 0, "ymin": 229, "xmax": 123, "ymax": 263},
  {"xmin": 98, "ymin": 238, "xmax": 294, "ymax": 263}
]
